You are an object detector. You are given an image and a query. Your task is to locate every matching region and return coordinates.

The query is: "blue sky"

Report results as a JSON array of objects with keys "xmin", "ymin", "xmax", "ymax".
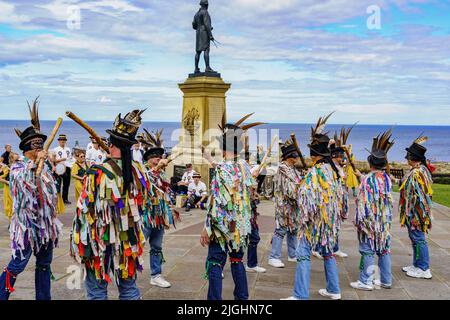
[{"xmin": 0, "ymin": 0, "xmax": 449, "ymax": 125}]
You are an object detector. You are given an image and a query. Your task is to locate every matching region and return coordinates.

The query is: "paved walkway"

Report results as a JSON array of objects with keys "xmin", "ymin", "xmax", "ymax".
[{"xmin": 0, "ymin": 187, "xmax": 449, "ymax": 300}]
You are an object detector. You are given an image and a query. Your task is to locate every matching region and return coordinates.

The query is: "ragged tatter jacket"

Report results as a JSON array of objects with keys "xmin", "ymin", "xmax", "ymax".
[
  {"xmin": 70, "ymin": 159, "xmax": 149, "ymax": 281},
  {"xmin": 205, "ymin": 159, "xmax": 256, "ymax": 252},
  {"xmin": 9, "ymin": 158, "xmax": 62, "ymax": 259}
]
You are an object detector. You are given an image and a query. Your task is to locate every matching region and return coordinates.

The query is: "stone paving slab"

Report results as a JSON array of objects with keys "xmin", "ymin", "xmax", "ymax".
[{"xmin": 0, "ymin": 188, "xmax": 449, "ymax": 300}]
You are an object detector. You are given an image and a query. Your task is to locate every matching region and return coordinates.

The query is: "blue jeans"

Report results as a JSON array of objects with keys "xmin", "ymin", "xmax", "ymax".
[
  {"xmin": 269, "ymin": 226, "xmax": 298, "ymax": 260},
  {"xmin": 293, "ymin": 236, "xmax": 340, "ymax": 300},
  {"xmin": 85, "ymin": 269, "xmax": 141, "ymax": 300},
  {"xmin": 408, "ymin": 228, "xmax": 430, "ymax": 271},
  {"xmin": 143, "ymin": 225, "xmax": 165, "ymax": 277},
  {"xmin": 206, "ymin": 241, "xmax": 248, "ymax": 300},
  {"xmin": 358, "ymin": 240, "xmax": 392, "ymax": 286},
  {"xmin": 247, "ymin": 224, "xmax": 261, "ymax": 268},
  {"xmin": 0, "ymin": 241, "xmax": 54, "ymax": 300}
]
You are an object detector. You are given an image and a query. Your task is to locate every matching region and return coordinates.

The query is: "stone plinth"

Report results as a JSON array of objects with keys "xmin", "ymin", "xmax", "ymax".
[{"xmin": 171, "ymin": 76, "xmax": 231, "ymax": 187}]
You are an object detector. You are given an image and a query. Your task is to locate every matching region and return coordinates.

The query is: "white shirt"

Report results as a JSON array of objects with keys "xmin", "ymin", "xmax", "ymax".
[
  {"xmin": 132, "ymin": 148, "xmax": 144, "ymax": 164},
  {"xmin": 182, "ymin": 170, "xmax": 196, "ymax": 184},
  {"xmin": 86, "ymin": 142, "xmax": 95, "ymax": 153},
  {"xmin": 87, "ymin": 148, "xmax": 107, "ymax": 166},
  {"xmin": 52, "ymin": 146, "xmax": 73, "ymax": 168},
  {"xmin": 188, "ymin": 181, "xmax": 207, "ymax": 197}
]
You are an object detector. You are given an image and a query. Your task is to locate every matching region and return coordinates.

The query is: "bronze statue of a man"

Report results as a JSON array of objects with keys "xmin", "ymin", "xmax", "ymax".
[{"xmin": 193, "ymin": 0, "xmax": 216, "ymax": 73}]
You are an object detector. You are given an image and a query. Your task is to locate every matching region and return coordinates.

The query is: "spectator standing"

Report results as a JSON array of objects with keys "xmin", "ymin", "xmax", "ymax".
[{"xmin": 52, "ymin": 134, "xmax": 73, "ymax": 205}]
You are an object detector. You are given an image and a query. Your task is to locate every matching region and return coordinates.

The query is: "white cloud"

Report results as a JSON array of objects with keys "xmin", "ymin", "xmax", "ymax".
[{"xmin": 0, "ymin": 1, "xmax": 30, "ymax": 24}]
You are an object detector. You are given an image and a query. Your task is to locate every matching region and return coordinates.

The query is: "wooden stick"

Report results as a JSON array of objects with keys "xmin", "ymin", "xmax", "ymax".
[
  {"xmin": 66, "ymin": 111, "xmax": 109, "ymax": 152},
  {"xmin": 156, "ymin": 151, "xmax": 184, "ymax": 171},
  {"xmin": 290, "ymin": 133, "xmax": 307, "ymax": 169},
  {"xmin": 254, "ymin": 135, "xmax": 278, "ymax": 177},
  {"xmin": 342, "ymin": 146, "xmax": 357, "ymax": 172},
  {"xmin": 37, "ymin": 117, "xmax": 63, "ymax": 177}
]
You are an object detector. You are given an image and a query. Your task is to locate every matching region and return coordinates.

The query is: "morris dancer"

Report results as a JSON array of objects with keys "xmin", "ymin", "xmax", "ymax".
[
  {"xmin": 284, "ymin": 113, "xmax": 343, "ymax": 300},
  {"xmin": 141, "ymin": 129, "xmax": 180, "ymax": 288},
  {"xmin": 70, "ymin": 109, "xmax": 149, "ymax": 300},
  {"xmin": 268, "ymin": 139, "xmax": 302, "ymax": 268},
  {"xmin": 200, "ymin": 114, "xmax": 263, "ymax": 300},
  {"xmin": 350, "ymin": 130, "xmax": 394, "ymax": 290},
  {"xmin": 0, "ymin": 98, "xmax": 62, "ymax": 300},
  {"xmin": 328, "ymin": 127, "xmax": 357, "ymax": 259},
  {"xmin": 244, "ymin": 150, "xmax": 266, "ymax": 274},
  {"xmin": 400, "ymin": 135, "xmax": 433, "ymax": 279}
]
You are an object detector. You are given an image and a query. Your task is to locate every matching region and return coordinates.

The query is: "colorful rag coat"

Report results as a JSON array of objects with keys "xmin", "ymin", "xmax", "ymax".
[
  {"xmin": 70, "ymin": 159, "xmax": 149, "ymax": 281},
  {"xmin": 298, "ymin": 162, "xmax": 343, "ymax": 254},
  {"xmin": 274, "ymin": 162, "xmax": 303, "ymax": 232},
  {"xmin": 336, "ymin": 164, "xmax": 349, "ymax": 222},
  {"xmin": 9, "ymin": 158, "xmax": 62, "ymax": 259},
  {"xmin": 399, "ymin": 165, "xmax": 433, "ymax": 233},
  {"xmin": 205, "ymin": 159, "xmax": 256, "ymax": 251},
  {"xmin": 143, "ymin": 166, "xmax": 179, "ymax": 230},
  {"xmin": 355, "ymin": 171, "xmax": 393, "ymax": 254}
]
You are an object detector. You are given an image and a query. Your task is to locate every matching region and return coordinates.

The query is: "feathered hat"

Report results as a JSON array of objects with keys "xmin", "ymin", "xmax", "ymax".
[
  {"xmin": 330, "ymin": 123, "xmax": 357, "ymax": 157},
  {"xmin": 217, "ymin": 113, "xmax": 265, "ymax": 155},
  {"xmin": 366, "ymin": 129, "xmax": 395, "ymax": 169},
  {"xmin": 106, "ymin": 109, "xmax": 145, "ymax": 147},
  {"xmin": 142, "ymin": 128, "xmax": 165, "ymax": 161},
  {"xmin": 281, "ymin": 139, "xmax": 299, "ymax": 160},
  {"xmin": 405, "ymin": 134, "xmax": 428, "ymax": 162},
  {"xmin": 308, "ymin": 112, "xmax": 334, "ymax": 157},
  {"xmin": 14, "ymin": 97, "xmax": 48, "ymax": 152}
]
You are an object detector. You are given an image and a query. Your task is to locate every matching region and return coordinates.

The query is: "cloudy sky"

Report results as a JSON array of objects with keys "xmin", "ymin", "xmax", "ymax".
[{"xmin": 0, "ymin": 0, "xmax": 449, "ymax": 125}]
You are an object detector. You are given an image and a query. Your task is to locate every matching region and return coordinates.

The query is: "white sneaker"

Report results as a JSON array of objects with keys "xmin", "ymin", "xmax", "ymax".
[
  {"xmin": 246, "ymin": 266, "xmax": 267, "ymax": 273},
  {"xmin": 374, "ymin": 279, "xmax": 392, "ymax": 289},
  {"xmin": 406, "ymin": 267, "xmax": 432, "ymax": 279},
  {"xmin": 402, "ymin": 265, "xmax": 415, "ymax": 273},
  {"xmin": 268, "ymin": 259, "xmax": 285, "ymax": 268},
  {"xmin": 150, "ymin": 275, "xmax": 171, "ymax": 288},
  {"xmin": 281, "ymin": 296, "xmax": 300, "ymax": 300},
  {"xmin": 222, "ymin": 273, "xmax": 224, "ymax": 279},
  {"xmin": 350, "ymin": 280, "xmax": 374, "ymax": 291},
  {"xmin": 334, "ymin": 250, "xmax": 348, "ymax": 258},
  {"xmin": 288, "ymin": 257, "xmax": 297, "ymax": 262},
  {"xmin": 318, "ymin": 289, "xmax": 341, "ymax": 300},
  {"xmin": 312, "ymin": 251, "xmax": 323, "ymax": 260}
]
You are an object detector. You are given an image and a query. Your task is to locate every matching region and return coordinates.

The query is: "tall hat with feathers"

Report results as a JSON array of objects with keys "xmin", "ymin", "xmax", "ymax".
[
  {"xmin": 330, "ymin": 123, "xmax": 357, "ymax": 157},
  {"xmin": 142, "ymin": 128, "xmax": 165, "ymax": 161},
  {"xmin": 106, "ymin": 109, "xmax": 145, "ymax": 147},
  {"xmin": 217, "ymin": 112, "xmax": 265, "ymax": 155},
  {"xmin": 405, "ymin": 134, "xmax": 428, "ymax": 163},
  {"xmin": 366, "ymin": 129, "xmax": 395, "ymax": 169},
  {"xmin": 14, "ymin": 97, "xmax": 48, "ymax": 151},
  {"xmin": 308, "ymin": 112, "xmax": 334, "ymax": 157},
  {"xmin": 281, "ymin": 139, "xmax": 300, "ymax": 160}
]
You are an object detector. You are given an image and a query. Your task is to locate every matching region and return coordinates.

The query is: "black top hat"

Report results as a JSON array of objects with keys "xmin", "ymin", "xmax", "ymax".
[
  {"xmin": 405, "ymin": 135, "xmax": 428, "ymax": 162},
  {"xmin": 58, "ymin": 134, "xmax": 68, "ymax": 141},
  {"xmin": 14, "ymin": 97, "xmax": 48, "ymax": 152},
  {"xmin": 217, "ymin": 113, "xmax": 265, "ymax": 155},
  {"xmin": 142, "ymin": 128, "xmax": 165, "ymax": 161},
  {"xmin": 366, "ymin": 129, "xmax": 394, "ymax": 169},
  {"xmin": 308, "ymin": 113, "xmax": 334, "ymax": 158},
  {"xmin": 106, "ymin": 109, "xmax": 145, "ymax": 148},
  {"xmin": 281, "ymin": 140, "xmax": 299, "ymax": 160}
]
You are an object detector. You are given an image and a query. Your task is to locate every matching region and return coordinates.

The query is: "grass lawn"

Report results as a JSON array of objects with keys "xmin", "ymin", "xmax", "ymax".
[{"xmin": 393, "ymin": 184, "xmax": 450, "ymax": 208}]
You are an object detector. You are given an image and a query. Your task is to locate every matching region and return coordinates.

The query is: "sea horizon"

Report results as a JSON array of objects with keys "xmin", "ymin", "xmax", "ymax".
[{"xmin": 1, "ymin": 120, "xmax": 449, "ymax": 163}]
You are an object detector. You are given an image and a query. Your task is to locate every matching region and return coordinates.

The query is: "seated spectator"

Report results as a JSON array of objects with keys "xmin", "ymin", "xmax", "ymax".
[
  {"xmin": 177, "ymin": 163, "xmax": 196, "ymax": 194},
  {"xmin": 185, "ymin": 173, "xmax": 208, "ymax": 212}
]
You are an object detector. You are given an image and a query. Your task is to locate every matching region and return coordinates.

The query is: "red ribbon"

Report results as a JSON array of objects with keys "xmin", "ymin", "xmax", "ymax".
[{"xmin": 4, "ymin": 268, "xmax": 16, "ymax": 293}]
